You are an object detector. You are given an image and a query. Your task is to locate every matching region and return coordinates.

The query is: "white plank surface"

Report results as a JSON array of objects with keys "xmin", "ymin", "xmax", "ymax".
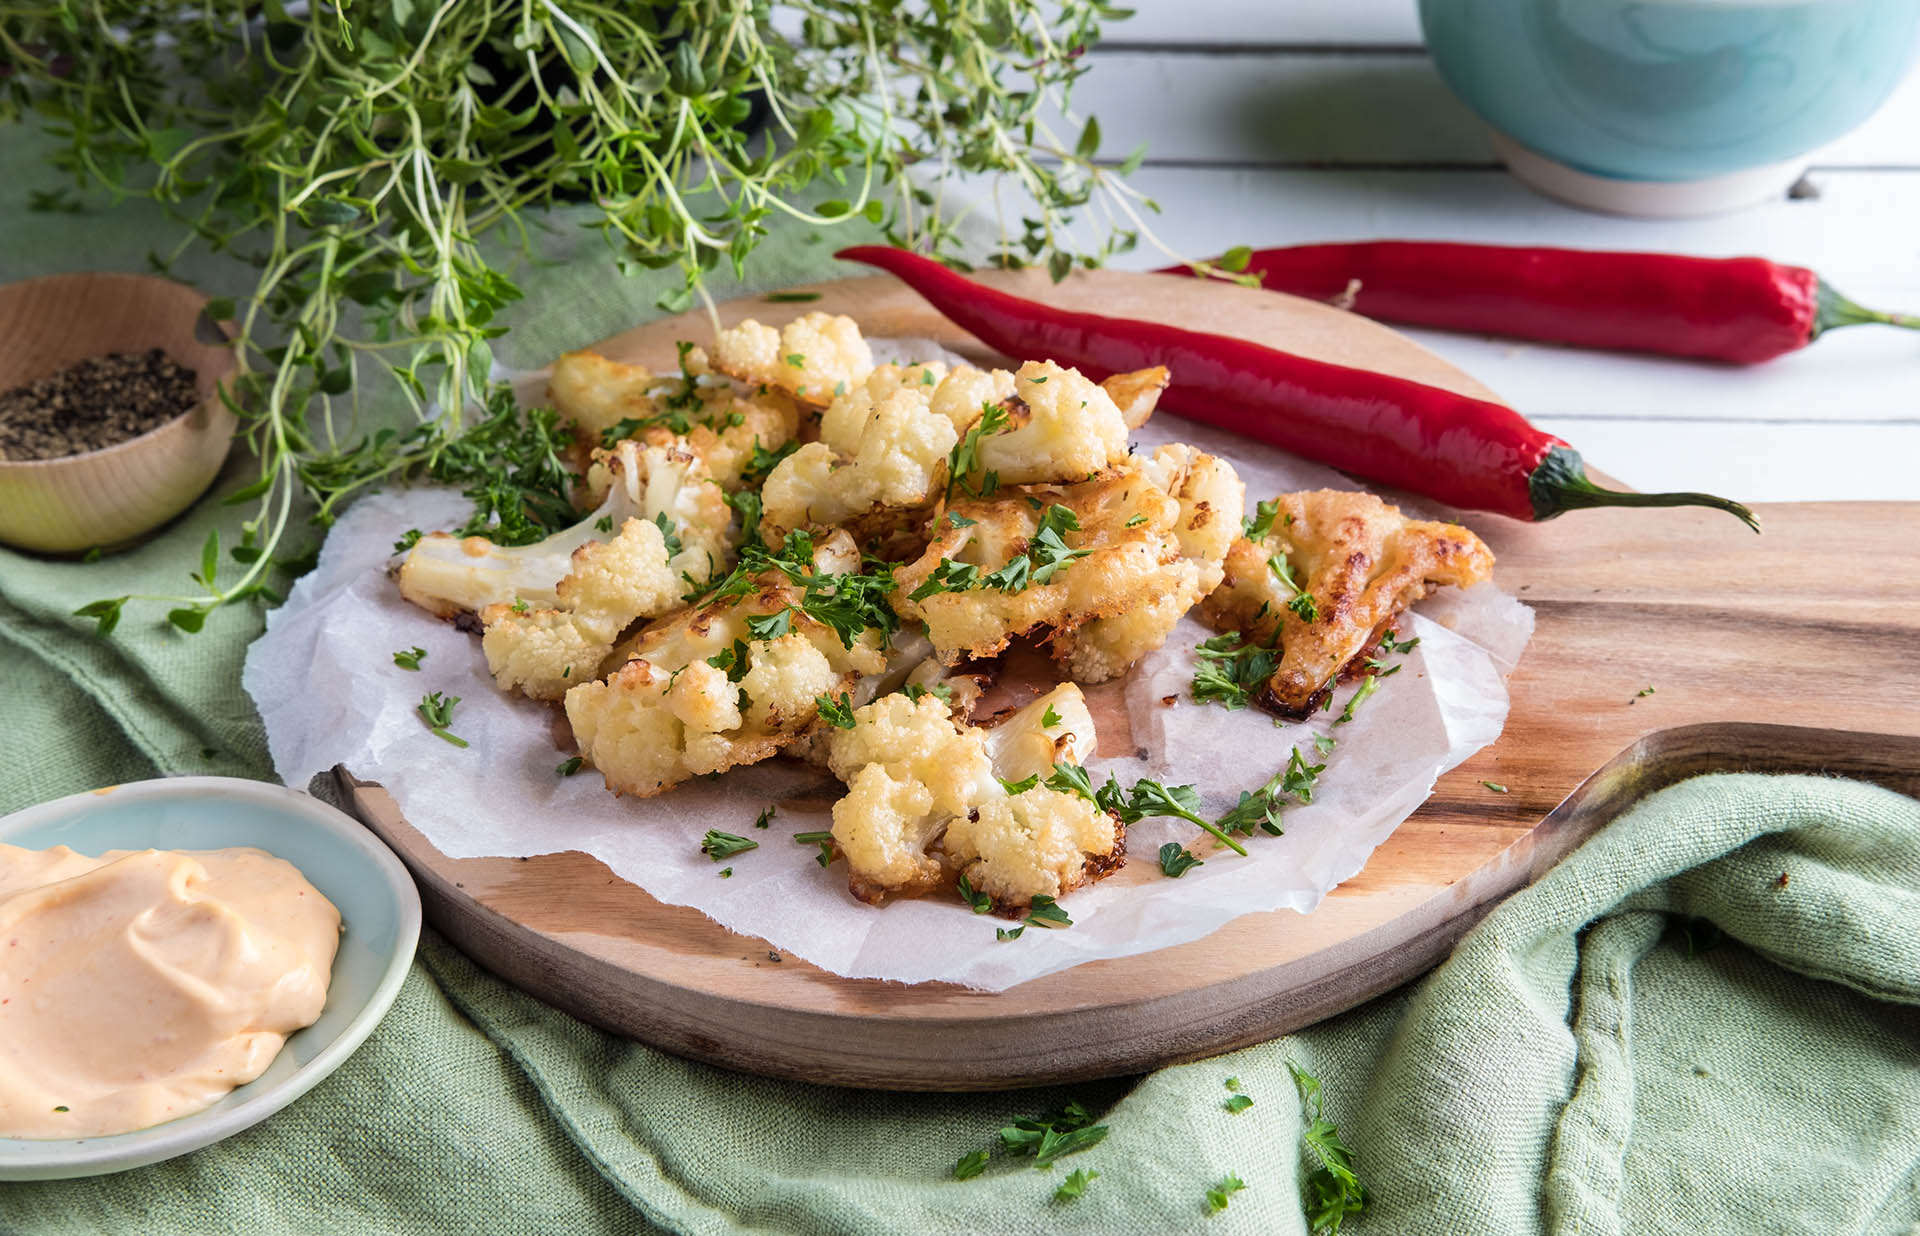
[
  {"xmin": 1099, "ymin": 0, "xmax": 1423, "ymax": 48},
  {"xmin": 1063, "ymin": 50, "xmax": 1920, "ymax": 168}
]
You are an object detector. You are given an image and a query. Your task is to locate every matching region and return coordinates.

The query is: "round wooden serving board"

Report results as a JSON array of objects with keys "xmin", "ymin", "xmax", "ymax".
[{"xmin": 336, "ymin": 269, "xmax": 1920, "ymax": 1089}]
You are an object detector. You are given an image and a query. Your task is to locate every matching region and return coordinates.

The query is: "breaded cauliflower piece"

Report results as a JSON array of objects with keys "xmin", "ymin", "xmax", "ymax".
[
  {"xmin": 556, "ymin": 349, "xmax": 801, "ymax": 494},
  {"xmin": 945, "ymin": 790, "xmax": 1121, "ymax": 910},
  {"xmin": 931, "ymin": 360, "xmax": 1135, "ymax": 491},
  {"xmin": 396, "ymin": 439, "xmax": 730, "ymax": 622},
  {"xmin": 823, "ymin": 684, "xmax": 1121, "ymax": 910},
  {"xmin": 758, "ymin": 369, "xmax": 958, "ymax": 549},
  {"xmin": 564, "ymin": 532, "xmax": 889, "ymax": 797},
  {"xmin": 479, "ymin": 515, "xmax": 679, "ymax": 699},
  {"xmin": 711, "ymin": 313, "xmax": 872, "ymax": 406},
  {"xmin": 1100, "ymin": 366, "xmax": 1169, "ymax": 431},
  {"xmin": 894, "ymin": 449, "xmax": 1241, "ymax": 682},
  {"xmin": 1053, "ymin": 443, "xmax": 1245, "ymax": 682},
  {"xmin": 1198, "ymin": 489, "xmax": 1495, "ymax": 717}
]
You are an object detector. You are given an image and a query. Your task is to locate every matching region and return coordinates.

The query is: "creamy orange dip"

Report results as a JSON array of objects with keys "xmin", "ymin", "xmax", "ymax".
[{"xmin": 0, "ymin": 843, "xmax": 341, "ymax": 1140}]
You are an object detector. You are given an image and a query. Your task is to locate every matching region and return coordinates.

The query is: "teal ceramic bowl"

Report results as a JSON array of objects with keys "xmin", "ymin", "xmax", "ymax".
[
  {"xmin": 0, "ymin": 777, "xmax": 420, "ymax": 1180},
  {"xmin": 1420, "ymin": 0, "xmax": 1920, "ymax": 213}
]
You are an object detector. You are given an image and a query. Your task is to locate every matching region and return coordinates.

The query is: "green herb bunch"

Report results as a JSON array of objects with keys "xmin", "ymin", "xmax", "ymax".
[{"xmin": 2, "ymin": 0, "xmax": 1139, "ymax": 631}]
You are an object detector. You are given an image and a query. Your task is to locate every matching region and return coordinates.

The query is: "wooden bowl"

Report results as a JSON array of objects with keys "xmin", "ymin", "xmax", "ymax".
[{"xmin": 0, "ymin": 272, "xmax": 239, "ymax": 554}]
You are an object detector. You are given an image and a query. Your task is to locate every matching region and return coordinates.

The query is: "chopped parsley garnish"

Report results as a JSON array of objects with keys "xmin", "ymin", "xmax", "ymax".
[
  {"xmin": 1124, "ymin": 513, "xmax": 1147, "ymax": 528},
  {"xmin": 595, "ymin": 514, "xmax": 614, "ymax": 533},
  {"xmin": 952, "ymin": 1149, "xmax": 990, "ymax": 1180},
  {"xmin": 1482, "ymin": 780, "xmax": 1510, "ymax": 794},
  {"xmin": 1288, "ymin": 592, "xmax": 1320, "ymax": 623},
  {"xmin": 765, "ymin": 290, "xmax": 822, "ymax": 304},
  {"xmin": 784, "ymin": 352, "xmax": 806, "ymax": 368},
  {"xmin": 1028, "ymin": 374, "xmax": 1048, "ymax": 384},
  {"xmin": 741, "ymin": 439, "xmax": 800, "ymax": 486},
  {"xmin": 1244, "ymin": 497, "xmax": 1282, "ymax": 541},
  {"xmin": 1225, "ymin": 1077, "xmax": 1242, "ymax": 1092},
  {"xmin": 901, "ymin": 682, "xmax": 955, "ymax": 704},
  {"xmin": 1106, "ymin": 774, "xmax": 1249, "ymax": 856},
  {"xmin": 945, "ymin": 401, "xmax": 1010, "ymax": 499},
  {"xmin": 724, "ymin": 488, "xmax": 765, "ymax": 547},
  {"xmin": 719, "ymin": 867, "xmax": 733, "ymax": 878},
  {"xmin": 996, "ymin": 925, "xmax": 1024, "ymax": 941},
  {"xmin": 1024, "ymin": 894, "xmax": 1072, "ymax": 929},
  {"xmin": 1041, "ymin": 703, "xmax": 1062, "ymax": 728},
  {"xmin": 416, "ymin": 692, "xmax": 468, "ymax": 748},
  {"xmin": 946, "ymin": 510, "xmax": 976, "ymax": 528},
  {"xmin": 1636, "ymin": 685, "xmax": 1657, "ymax": 698},
  {"xmin": 1159, "ymin": 842, "xmax": 1204, "ymax": 877},
  {"xmin": 392, "ymin": 646, "xmax": 426, "ymax": 671},
  {"xmin": 1218, "ymin": 747, "xmax": 1324, "ymax": 836},
  {"xmin": 983, "ymin": 504, "xmax": 1091, "ymax": 592},
  {"xmin": 1001, "ymin": 1101, "xmax": 1108, "ymax": 1167},
  {"xmin": 1313, "ymin": 733, "xmax": 1337, "ymax": 755},
  {"xmin": 1335, "ymin": 676, "xmax": 1380, "ymax": 724},
  {"xmin": 652, "ymin": 511, "xmax": 683, "ymax": 556},
  {"xmin": 1054, "ymin": 1168, "xmax": 1099, "ymax": 1202},
  {"xmin": 1268, "ymin": 552, "xmax": 1303, "ymax": 596},
  {"xmin": 1290, "ymin": 1061, "xmax": 1369, "ymax": 1234},
  {"xmin": 556, "ymin": 756, "xmax": 584, "ymax": 777},
  {"xmin": 1224, "ymin": 1094, "xmax": 1254, "ymax": 1114},
  {"xmin": 957, "ymin": 874, "xmax": 992, "ymax": 914},
  {"xmin": 707, "ymin": 638, "xmax": 751, "ymax": 682},
  {"xmin": 393, "ymin": 528, "xmax": 423, "ymax": 553},
  {"xmin": 1378, "ymin": 630, "xmax": 1419, "ymax": 655},
  {"xmin": 1205, "ymin": 1174, "xmax": 1246, "ymax": 1215},
  {"xmin": 747, "ymin": 608, "xmax": 794, "ymax": 640},
  {"xmin": 754, "ymin": 805, "xmax": 775, "ymax": 829},
  {"xmin": 1192, "ymin": 632, "xmax": 1279, "ymax": 711},
  {"xmin": 1044, "ymin": 762, "xmax": 1097, "ymax": 803},
  {"xmin": 816, "ymin": 693, "xmax": 856, "ymax": 729},
  {"xmin": 700, "ymin": 830, "xmax": 758, "ymax": 860},
  {"xmin": 510, "ymin": 597, "xmax": 530, "ymax": 613},
  {"xmin": 999, "ymin": 772, "xmax": 1041, "ymax": 795},
  {"xmin": 793, "ymin": 830, "xmax": 835, "ymax": 867},
  {"xmin": 910, "ymin": 557, "xmax": 981, "ymax": 601}
]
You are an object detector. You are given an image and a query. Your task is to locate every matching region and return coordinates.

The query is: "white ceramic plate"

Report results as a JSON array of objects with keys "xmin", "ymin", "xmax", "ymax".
[{"xmin": 0, "ymin": 776, "xmax": 421, "ymax": 1180}]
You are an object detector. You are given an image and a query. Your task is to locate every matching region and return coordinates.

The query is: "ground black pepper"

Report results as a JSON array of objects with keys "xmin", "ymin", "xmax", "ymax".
[{"xmin": 0, "ymin": 349, "xmax": 200, "ymax": 461}]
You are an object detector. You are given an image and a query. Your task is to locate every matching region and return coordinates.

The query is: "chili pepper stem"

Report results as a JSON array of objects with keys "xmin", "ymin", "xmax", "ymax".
[
  {"xmin": 1530, "ymin": 446, "xmax": 1760, "ymax": 532},
  {"xmin": 1815, "ymin": 280, "xmax": 1920, "ymax": 337}
]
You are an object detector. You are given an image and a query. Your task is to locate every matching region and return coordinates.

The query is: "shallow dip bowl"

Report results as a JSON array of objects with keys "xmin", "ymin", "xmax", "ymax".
[{"xmin": 0, "ymin": 777, "xmax": 420, "ymax": 1180}]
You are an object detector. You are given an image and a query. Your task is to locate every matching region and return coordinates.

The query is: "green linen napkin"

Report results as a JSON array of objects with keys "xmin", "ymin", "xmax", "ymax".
[{"xmin": 6, "ymin": 129, "xmax": 1920, "ymax": 1236}]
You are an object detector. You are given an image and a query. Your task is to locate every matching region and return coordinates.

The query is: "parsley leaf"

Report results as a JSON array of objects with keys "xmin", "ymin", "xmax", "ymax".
[
  {"xmin": 556, "ymin": 756, "xmax": 584, "ymax": 777},
  {"xmin": 1025, "ymin": 894, "xmax": 1072, "ymax": 929},
  {"xmin": 416, "ymin": 692, "xmax": 468, "ymax": 748},
  {"xmin": 707, "ymin": 638, "xmax": 752, "ymax": 682},
  {"xmin": 1159, "ymin": 842, "xmax": 1204, "ymax": 877},
  {"xmin": 747, "ymin": 608, "xmax": 794, "ymax": 640},
  {"xmin": 1218, "ymin": 747, "xmax": 1322, "ymax": 837},
  {"xmin": 793, "ymin": 830, "xmax": 835, "ymax": 867},
  {"xmin": 909, "ymin": 557, "xmax": 981, "ymax": 601},
  {"xmin": 1244, "ymin": 497, "xmax": 1282, "ymax": 540},
  {"xmin": 1000, "ymin": 1102, "xmax": 1109, "ymax": 1167},
  {"xmin": 957, "ymin": 874, "xmax": 992, "ymax": 914},
  {"xmin": 1041, "ymin": 703, "xmax": 1062, "ymax": 728},
  {"xmin": 392, "ymin": 646, "xmax": 427, "ymax": 671},
  {"xmin": 1335, "ymin": 676, "xmax": 1381, "ymax": 725},
  {"xmin": 999, "ymin": 772, "xmax": 1041, "ymax": 795},
  {"xmin": 1192, "ymin": 632, "xmax": 1278, "ymax": 711},
  {"xmin": 953, "ymin": 1149, "xmax": 990, "ymax": 1180},
  {"xmin": 1128, "ymin": 778, "xmax": 1248, "ymax": 856},
  {"xmin": 1483, "ymin": 780, "xmax": 1510, "ymax": 794},
  {"xmin": 701, "ymin": 830, "xmax": 758, "ymax": 860},
  {"xmin": 1044, "ymin": 762, "xmax": 1097, "ymax": 804},
  {"xmin": 946, "ymin": 401, "xmax": 1010, "ymax": 499},
  {"xmin": 1205, "ymin": 1174, "xmax": 1246, "ymax": 1215},
  {"xmin": 754, "ymin": 805, "xmax": 776, "ymax": 829},
  {"xmin": 1289, "ymin": 1062, "xmax": 1369, "ymax": 1235},
  {"xmin": 997, "ymin": 925, "xmax": 1025, "ymax": 941},
  {"xmin": 816, "ymin": 693, "xmax": 856, "ymax": 729},
  {"xmin": 901, "ymin": 682, "xmax": 954, "ymax": 704},
  {"xmin": 1224, "ymin": 1094, "xmax": 1254, "ymax": 1114},
  {"xmin": 1054, "ymin": 1168, "xmax": 1099, "ymax": 1202}
]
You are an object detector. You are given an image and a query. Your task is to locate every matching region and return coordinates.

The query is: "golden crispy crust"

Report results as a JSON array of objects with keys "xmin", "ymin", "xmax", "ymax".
[{"xmin": 1198, "ymin": 489, "xmax": 1494, "ymax": 716}]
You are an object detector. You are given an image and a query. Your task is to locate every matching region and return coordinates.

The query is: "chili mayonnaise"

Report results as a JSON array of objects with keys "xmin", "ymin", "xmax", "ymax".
[{"xmin": 0, "ymin": 843, "xmax": 341, "ymax": 1139}]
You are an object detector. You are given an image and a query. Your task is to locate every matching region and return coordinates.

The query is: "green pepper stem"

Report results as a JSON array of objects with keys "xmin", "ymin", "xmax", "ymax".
[
  {"xmin": 1815, "ymin": 279, "xmax": 1920, "ymax": 337},
  {"xmin": 1529, "ymin": 445, "xmax": 1760, "ymax": 532}
]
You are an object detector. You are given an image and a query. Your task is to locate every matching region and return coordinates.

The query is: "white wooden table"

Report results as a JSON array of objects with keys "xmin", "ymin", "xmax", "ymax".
[{"xmin": 1066, "ymin": 2, "xmax": 1920, "ymax": 502}]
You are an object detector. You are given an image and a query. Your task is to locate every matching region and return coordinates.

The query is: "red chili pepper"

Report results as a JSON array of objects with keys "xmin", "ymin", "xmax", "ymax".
[
  {"xmin": 837, "ymin": 245, "xmax": 1757, "ymax": 529},
  {"xmin": 1156, "ymin": 241, "xmax": 1918, "ymax": 365}
]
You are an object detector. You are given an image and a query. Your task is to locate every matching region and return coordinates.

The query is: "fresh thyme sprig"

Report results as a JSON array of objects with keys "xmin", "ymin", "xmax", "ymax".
[{"xmin": 8, "ymin": 0, "xmax": 1143, "ymax": 632}]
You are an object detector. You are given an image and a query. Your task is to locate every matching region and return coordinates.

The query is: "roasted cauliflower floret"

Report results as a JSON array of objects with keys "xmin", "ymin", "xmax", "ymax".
[
  {"xmin": 822, "ymin": 685, "xmax": 1121, "ymax": 910},
  {"xmin": 758, "ymin": 376, "xmax": 958, "ymax": 549},
  {"xmin": 1100, "ymin": 366, "xmax": 1169, "ymax": 431},
  {"xmin": 1054, "ymin": 444, "xmax": 1245, "ymax": 682},
  {"xmin": 564, "ymin": 531, "xmax": 889, "ymax": 797},
  {"xmin": 973, "ymin": 361, "xmax": 1129, "ymax": 487},
  {"xmin": 397, "ymin": 439, "xmax": 730, "ymax": 621},
  {"xmin": 478, "ymin": 516, "xmax": 679, "ymax": 699},
  {"xmin": 894, "ymin": 454, "xmax": 1237, "ymax": 682},
  {"xmin": 711, "ymin": 313, "xmax": 872, "ymax": 405},
  {"xmin": 945, "ymin": 789, "xmax": 1122, "ymax": 909},
  {"xmin": 1198, "ymin": 489, "xmax": 1495, "ymax": 717}
]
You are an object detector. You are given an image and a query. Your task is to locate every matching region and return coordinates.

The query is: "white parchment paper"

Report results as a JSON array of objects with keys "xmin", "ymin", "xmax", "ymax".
[{"xmin": 245, "ymin": 344, "xmax": 1533, "ymax": 992}]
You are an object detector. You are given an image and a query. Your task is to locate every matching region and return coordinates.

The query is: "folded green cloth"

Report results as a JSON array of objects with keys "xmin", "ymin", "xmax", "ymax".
[{"xmin": 6, "ymin": 129, "xmax": 1919, "ymax": 1236}]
